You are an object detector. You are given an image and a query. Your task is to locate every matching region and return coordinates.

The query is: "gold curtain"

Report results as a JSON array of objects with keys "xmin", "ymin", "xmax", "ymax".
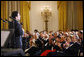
[
  {"xmin": 1, "ymin": 1, "xmax": 8, "ymax": 30},
  {"xmin": 77, "ymin": 1, "xmax": 83, "ymax": 30},
  {"xmin": 57, "ymin": 1, "xmax": 67, "ymax": 31},
  {"xmin": 57, "ymin": 1, "xmax": 83, "ymax": 31},
  {"xmin": 20, "ymin": 1, "xmax": 31, "ymax": 32}
]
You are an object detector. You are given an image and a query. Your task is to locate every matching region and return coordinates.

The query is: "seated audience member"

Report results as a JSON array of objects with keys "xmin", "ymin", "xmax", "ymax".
[
  {"xmin": 78, "ymin": 30, "xmax": 83, "ymax": 56},
  {"xmin": 33, "ymin": 29, "xmax": 40, "ymax": 39},
  {"xmin": 29, "ymin": 35, "xmax": 37, "ymax": 47}
]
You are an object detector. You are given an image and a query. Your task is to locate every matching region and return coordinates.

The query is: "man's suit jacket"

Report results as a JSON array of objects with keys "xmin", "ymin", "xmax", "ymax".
[{"xmin": 14, "ymin": 20, "xmax": 23, "ymax": 37}]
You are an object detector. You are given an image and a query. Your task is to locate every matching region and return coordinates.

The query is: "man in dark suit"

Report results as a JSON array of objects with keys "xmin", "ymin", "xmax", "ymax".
[{"xmin": 11, "ymin": 11, "xmax": 23, "ymax": 48}]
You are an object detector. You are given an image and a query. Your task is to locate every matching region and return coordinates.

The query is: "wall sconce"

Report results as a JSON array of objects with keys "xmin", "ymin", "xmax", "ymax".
[{"xmin": 41, "ymin": 6, "xmax": 52, "ymax": 32}]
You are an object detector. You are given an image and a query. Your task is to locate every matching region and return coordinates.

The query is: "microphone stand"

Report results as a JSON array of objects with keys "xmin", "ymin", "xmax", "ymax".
[
  {"xmin": 1, "ymin": 18, "xmax": 7, "ymax": 30},
  {"xmin": 5, "ymin": 19, "xmax": 12, "ymax": 23}
]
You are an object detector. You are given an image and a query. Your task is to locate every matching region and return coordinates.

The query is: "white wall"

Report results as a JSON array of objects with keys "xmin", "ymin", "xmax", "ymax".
[{"xmin": 30, "ymin": 1, "xmax": 58, "ymax": 33}]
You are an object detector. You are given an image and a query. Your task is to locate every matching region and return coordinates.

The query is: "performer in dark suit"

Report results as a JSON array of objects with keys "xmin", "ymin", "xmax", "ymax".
[{"xmin": 11, "ymin": 11, "xmax": 23, "ymax": 48}]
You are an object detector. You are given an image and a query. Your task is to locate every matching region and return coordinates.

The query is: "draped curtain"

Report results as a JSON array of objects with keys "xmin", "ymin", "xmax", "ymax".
[
  {"xmin": 1, "ymin": 1, "xmax": 8, "ymax": 30},
  {"xmin": 57, "ymin": 1, "xmax": 67, "ymax": 31},
  {"xmin": 57, "ymin": 1, "xmax": 83, "ymax": 31},
  {"xmin": 20, "ymin": 1, "xmax": 31, "ymax": 32}
]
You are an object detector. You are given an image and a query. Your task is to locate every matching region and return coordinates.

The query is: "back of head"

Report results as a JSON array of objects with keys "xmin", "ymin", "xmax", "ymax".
[
  {"xmin": 11, "ymin": 11, "xmax": 18, "ymax": 19},
  {"xmin": 34, "ymin": 29, "xmax": 38, "ymax": 33},
  {"xmin": 80, "ymin": 30, "xmax": 83, "ymax": 34}
]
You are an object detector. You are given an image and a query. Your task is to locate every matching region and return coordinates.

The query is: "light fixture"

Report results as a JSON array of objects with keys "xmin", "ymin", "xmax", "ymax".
[{"xmin": 41, "ymin": 6, "xmax": 52, "ymax": 32}]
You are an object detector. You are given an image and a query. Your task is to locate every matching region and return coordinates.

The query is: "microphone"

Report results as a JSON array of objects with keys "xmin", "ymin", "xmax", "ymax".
[
  {"xmin": 5, "ymin": 19, "xmax": 12, "ymax": 23},
  {"xmin": 1, "ymin": 18, "xmax": 7, "ymax": 22},
  {"xmin": 10, "ymin": 17, "xmax": 16, "ymax": 21}
]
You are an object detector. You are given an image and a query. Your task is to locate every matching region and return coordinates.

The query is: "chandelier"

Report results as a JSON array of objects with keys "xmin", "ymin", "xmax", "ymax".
[{"xmin": 41, "ymin": 6, "xmax": 52, "ymax": 32}]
